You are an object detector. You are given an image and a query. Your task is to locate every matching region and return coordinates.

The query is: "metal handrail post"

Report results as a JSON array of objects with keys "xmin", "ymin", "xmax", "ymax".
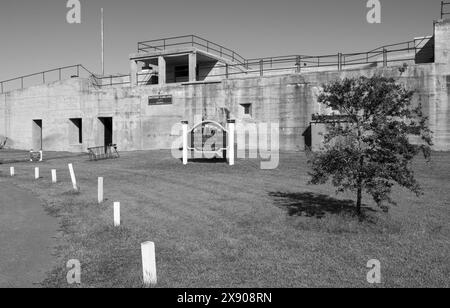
[
  {"xmin": 296, "ymin": 56, "xmax": 301, "ymax": 73},
  {"xmin": 338, "ymin": 53, "xmax": 341, "ymax": 71}
]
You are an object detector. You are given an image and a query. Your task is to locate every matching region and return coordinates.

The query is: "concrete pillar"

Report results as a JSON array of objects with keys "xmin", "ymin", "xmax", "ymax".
[
  {"xmin": 158, "ymin": 56, "xmax": 166, "ymax": 85},
  {"xmin": 189, "ymin": 52, "xmax": 197, "ymax": 82},
  {"xmin": 434, "ymin": 19, "xmax": 450, "ymax": 65},
  {"xmin": 433, "ymin": 19, "xmax": 450, "ymax": 151},
  {"xmin": 130, "ymin": 60, "xmax": 138, "ymax": 87}
]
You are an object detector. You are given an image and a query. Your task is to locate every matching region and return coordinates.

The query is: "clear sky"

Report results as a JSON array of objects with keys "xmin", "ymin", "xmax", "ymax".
[{"xmin": 0, "ymin": 0, "xmax": 444, "ymax": 80}]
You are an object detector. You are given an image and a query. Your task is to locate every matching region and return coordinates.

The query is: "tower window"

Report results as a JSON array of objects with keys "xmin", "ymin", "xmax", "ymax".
[
  {"xmin": 241, "ymin": 104, "xmax": 252, "ymax": 117},
  {"xmin": 175, "ymin": 66, "xmax": 189, "ymax": 79}
]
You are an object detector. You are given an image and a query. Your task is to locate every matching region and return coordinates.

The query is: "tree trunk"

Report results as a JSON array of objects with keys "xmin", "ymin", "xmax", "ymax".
[
  {"xmin": 356, "ymin": 186, "xmax": 362, "ymax": 217},
  {"xmin": 356, "ymin": 151, "xmax": 364, "ymax": 218}
]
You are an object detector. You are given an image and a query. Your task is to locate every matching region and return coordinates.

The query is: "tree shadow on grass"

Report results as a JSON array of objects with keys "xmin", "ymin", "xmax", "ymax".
[{"xmin": 269, "ymin": 192, "xmax": 377, "ymax": 221}]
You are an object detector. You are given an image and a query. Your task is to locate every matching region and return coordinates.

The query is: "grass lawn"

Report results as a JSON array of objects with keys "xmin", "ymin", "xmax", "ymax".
[{"xmin": 0, "ymin": 150, "xmax": 449, "ymax": 288}]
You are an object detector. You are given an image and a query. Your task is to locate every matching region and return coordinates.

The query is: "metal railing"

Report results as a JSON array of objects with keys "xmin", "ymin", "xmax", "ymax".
[
  {"xmin": 137, "ymin": 35, "xmax": 433, "ymax": 81},
  {"xmin": 196, "ymin": 36, "xmax": 434, "ymax": 80},
  {"xmin": 0, "ymin": 36, "xmax": 434, "ymax": 94},
  {"xmin": 442, "ymin": 1, "xmax": 450, "ymax": 19},
  {"xmin": 0, "ymin": 64, "xmax": 100, "ymax": 94},
  {"xmin": 94, "ymin": 74, "xmax": 131, "ymax": 87},
  {"xmin": 137, "ymin": 35, "xmax": 246, "ymax": 65},
  {"xmin": 0, "ymin": 65, "xmax": 139, "ymax": 94}
]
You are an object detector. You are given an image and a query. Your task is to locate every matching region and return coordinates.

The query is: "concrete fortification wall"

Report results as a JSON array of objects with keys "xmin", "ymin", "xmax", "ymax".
[
  {"xmin": 1, "ymin": 20, "xmax": 450, "ymax": 153},
  {"xmin": 1, "ymin": 63, "xmax": 449, "ymax": 152}
]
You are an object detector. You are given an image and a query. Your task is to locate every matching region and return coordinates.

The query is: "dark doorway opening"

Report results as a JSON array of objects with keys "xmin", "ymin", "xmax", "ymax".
[
  {"xmin": 69, "ymin": 118, "xmax": 83, "ymax": 144},
  {"xmin": 98, "ymin": 117, "xmax": 113, "ymax": 147},
  {"xmin": 32, "ymin": 119, "xmax": 43, "ymax": 150},
  {"xmin": 303, "ymin": 125, "xmax": 312, "ymax": 151}
]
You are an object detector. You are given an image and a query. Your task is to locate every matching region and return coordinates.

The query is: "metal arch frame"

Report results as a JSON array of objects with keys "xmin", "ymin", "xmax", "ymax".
[{"xmin": 187, "ymin": 120, "xmax": 229, "ymax": 155}]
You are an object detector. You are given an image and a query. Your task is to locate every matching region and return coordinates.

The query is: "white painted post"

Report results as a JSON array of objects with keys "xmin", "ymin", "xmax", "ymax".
[
  {"xmin": 98, "ymin": 177, "xmax": 104, "ymax": 204},
  {"xmin": 35, "ymin": 167, "xmax": 39, "ymax": 180},
  {"xmin": 141, "ymin": 241, "xmax": 157, "ymax": 286},
  {"xmin": 51, "ymin": 169, "xmax": 57, "ymax": 183},
  {"xmin": 39, "ymin": 151, "xmax": 43, "ymax": 162},
  {"xmin": 68, "ymin": 163, "xmax": 78, "ymax": 191},
  {"xmin": 114, "ymin": 202, "xmax": 121, "ymax": 227},
  {"xmin": 10, "ymin": 167, "xmax": 14, "ymax": 177},
  {"xmin": 227, "ymin": 120, "xmax": 236, "ymax": 166},
  {"xmin": 182, "ymin": 121, "xmax": 189, "ymax": 165}
]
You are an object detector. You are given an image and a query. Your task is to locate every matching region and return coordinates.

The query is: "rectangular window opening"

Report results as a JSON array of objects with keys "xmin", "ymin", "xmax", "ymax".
[
  {"xmin": 32, "ymin": 119, "xmax": 43, "ymax": 150},
  {"xmin": 175, "ymin": 65, "xmax": 189, "ymax": 82},
  {"xmin": 69, "ymin": 118, "xmax": 83, "ymax": 144},
  {"xmin": 241, "ymin": 104, "xmax": 253, "ymax": 117}
]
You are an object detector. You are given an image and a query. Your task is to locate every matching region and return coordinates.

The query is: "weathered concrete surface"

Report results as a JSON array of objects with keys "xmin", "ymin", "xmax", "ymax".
[
  {"xmin": 0, "ymin": 20, "xmax": 449, "ymax": 153},
  {"xmin": 435, "ymin": 19, "xmax": 450, "ymax": 65},
  {"xmin": 0, "ymin": 181, "xmax": 58, "ymax": 288},
  {"xmin": 0, "ymin": 61, "xmax": 449, "ymax": 152}
]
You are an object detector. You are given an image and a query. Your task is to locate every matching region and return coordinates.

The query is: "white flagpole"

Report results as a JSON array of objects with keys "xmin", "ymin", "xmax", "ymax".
[{"xmin": 101, "ymin": 8, "xmax": 104, "ymax": 75}]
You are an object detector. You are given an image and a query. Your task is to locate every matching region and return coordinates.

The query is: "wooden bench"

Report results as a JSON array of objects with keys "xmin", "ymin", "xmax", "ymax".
[{"xmin": 88, "ymin": 144, "xmax": 120, "ymax": 161}]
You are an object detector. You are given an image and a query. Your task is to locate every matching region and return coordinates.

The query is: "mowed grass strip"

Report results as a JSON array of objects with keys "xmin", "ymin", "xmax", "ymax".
[{"xmin": 0, "ymin": 150, "xmax": 449, "ymax": 288}]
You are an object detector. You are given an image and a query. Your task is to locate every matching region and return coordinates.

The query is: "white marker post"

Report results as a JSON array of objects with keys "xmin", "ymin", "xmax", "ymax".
[
  {"xmin": 182, "ymin": 121, "xmax": 189, "ymax": 165},
  {"xmin": 51, "ymin": 169, "xmax": 57, "ymax": 183},
  {"xmin": 114, "ymin": 202, "xmax": 121, "ymax": 227},
  {"xmin": 39, "ymin": 151, "xmax": 43, "ymax": 162},
  {"xmin": 227, "ymin": 120, "xmax": 236, "ymax": 166},
  {"xmin": 68, "ymin": 163, "xmax": 78, "ymax": 191},
  {"xmin": 35, "ymin": 167, "xmax": 39, "ymax": 180},
  {"xmin": 10, "ymin": 167, "xmax": 15, "ymax": 177},
  {"xmin": 98, "ymin": 177, "xmax": 104, "ymax": 204},
  {"xmin": 141, "ymin": 242, "xmax": 157, "ymax": 287}
]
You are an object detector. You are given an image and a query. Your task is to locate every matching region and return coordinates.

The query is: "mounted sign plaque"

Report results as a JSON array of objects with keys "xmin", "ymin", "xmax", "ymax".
[{"xmin": 148, "ymin": 95, "xmax": 172, "ymax": 105}]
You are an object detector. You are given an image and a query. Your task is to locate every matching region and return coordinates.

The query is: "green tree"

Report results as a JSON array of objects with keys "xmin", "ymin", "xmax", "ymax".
[{"xmin": 308, "ymin": 76, "xmax": 433, "ymax": 215}]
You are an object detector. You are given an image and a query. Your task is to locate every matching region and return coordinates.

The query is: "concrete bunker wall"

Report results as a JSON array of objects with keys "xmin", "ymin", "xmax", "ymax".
[{"xmin": 0, "ymin": 62, "xmax": 449, "ymax": 152}]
